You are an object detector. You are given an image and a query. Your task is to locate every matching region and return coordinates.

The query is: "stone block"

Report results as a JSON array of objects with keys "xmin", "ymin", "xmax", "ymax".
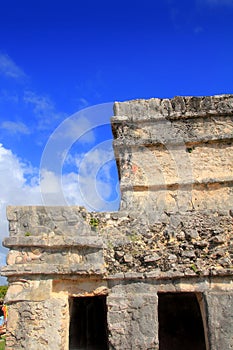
[{"xmin": 204, "ymin": 292, "xmax": 233, "ymax": 350}]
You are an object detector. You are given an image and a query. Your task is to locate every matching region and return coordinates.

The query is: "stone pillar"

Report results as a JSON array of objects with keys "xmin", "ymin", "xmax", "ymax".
[
  {"xmin": 204, "ymin": 292, "xmax": 233, "ymax": 350},
  {"xmin": 3, "ymin": 278, "xmax": 69, "ymax": 349},
  {"xmin": 107, "ymin": 291, "xmax": 158, "ymax": 349},
  {"xmin": 6, "ymin": 298, "xmax": 69, "ymax": 350}
]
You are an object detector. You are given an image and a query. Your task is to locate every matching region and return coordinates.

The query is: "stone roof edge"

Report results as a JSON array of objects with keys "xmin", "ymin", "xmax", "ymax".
[{"xmin": 112, "ymin": 94, "xmax": 233, "ymax": 121}]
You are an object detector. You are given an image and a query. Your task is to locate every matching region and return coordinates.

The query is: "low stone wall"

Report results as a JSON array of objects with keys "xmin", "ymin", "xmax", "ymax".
[{"xmin": 3, "ymin": 206, "xmax": 232, "ymax": 280}]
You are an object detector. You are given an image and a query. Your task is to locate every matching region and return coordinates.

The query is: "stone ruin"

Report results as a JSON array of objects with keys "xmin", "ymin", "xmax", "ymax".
[{"xmin": 1, "ymin": 94, "xmax": 233, "ymax": 349}]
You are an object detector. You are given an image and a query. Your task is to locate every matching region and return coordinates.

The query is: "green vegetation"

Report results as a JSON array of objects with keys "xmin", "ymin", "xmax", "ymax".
[
  {"xmin": 89, "ymin": 218, "xmax": 99, "ymax": 230},
  {"xmin": 186, "ymin": 146, "xmax": 195, "ymax": 153},
  {"xmin": 129, "ymin": 233, "xmax": 140, "ymax": 243},
  {"xmin": 24, "ymin": 232, "xmax": 31, "ymax": 236},
  {"xmin": 0, "ymin": 286, "xmax": 7, "ymax": 300},
  {"xmin": 190, "ymin": 264, "xmax": 198, "ymax": 273},
  {"xmin": 0, "ymin": 335, "xmax": 6, "ymax": 350}
]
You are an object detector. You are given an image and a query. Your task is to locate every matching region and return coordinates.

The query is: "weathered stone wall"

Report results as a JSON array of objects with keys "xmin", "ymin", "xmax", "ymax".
[
  {"xmin": 6, "ymin": 297, "xmax": 69, "ymax": 350},
  {"xmin": 3, "ymin": 207, "xmax": 232, "ymax": 279},
  {"xmin": 1, "ymin": 94, "xmax": 233, "ymax": 349},
  {"xmin": 4, "ymin": 206, "xmax": 105, "ymax": 277},
  {"xmin": 112, "ymin": 95, "xmax": 233, "ymax": 215}
]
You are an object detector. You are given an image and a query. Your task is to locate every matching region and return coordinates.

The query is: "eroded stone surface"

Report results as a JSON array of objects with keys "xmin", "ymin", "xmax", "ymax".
[
  {"xmin": 6, "ymin": 298, "xmax": 69, "ymax": 350},
  {"xmin": 108, "ymin": 293, "xmax": 158, "ymax": 350},
  {"xmin": 1, "ymin": 94, "xmax": 233, "ymax": 350},
  {"xmin": 204, "ymin": 292, "xmax": 233, "ymax": 349}
]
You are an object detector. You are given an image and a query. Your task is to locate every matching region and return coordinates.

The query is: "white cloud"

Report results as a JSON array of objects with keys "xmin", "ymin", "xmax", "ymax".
[
  {"xmin": 0, "ymin": 144, "xmax": 42, "ymax": 274},
  {"xmin": 0, "ymin": 53, "xmax": 26, "ymax": 79},
  {"xmin": 40, "ymin": 141, "xmax": 120, "ymax": 211},
  {"xmin": 71, "ymin": 142, "xmax": 120, "ymax": 211},
  {"xmin": 53, "ymin": 116, "xmax": 95, "ymax": 144},
  {"xmin": 24, "ymin": 90, "xmax": 66, "ymax": 130},
  {"xmin": 0, "ymin": 144, "xmax": 41, "ymax": 206},
  {"xmin": 0, "ymin": 121, "xmax": 30, "ymax": 135},
  {"xmin": 0, "ymin": 54, "xmax": 66, "ymax": 136}
]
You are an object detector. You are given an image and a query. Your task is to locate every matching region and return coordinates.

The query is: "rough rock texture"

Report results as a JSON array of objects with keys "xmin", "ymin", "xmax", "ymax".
[
  {"xmin": 3, "ymin": 206, "xmax": 105, "ymax": 277},
  {"xmin": 101, "ymin": 210, "xmax": 233, "ymax": 277},
  {"xmin": 6, "ymin": 298, "xmax": 69, "ymax": 350},
  {"xmin": 1, "ymin": 94, "xmax": 233, "ymax": 349},
  {"xmin": 112, "ymin": 95, "xmax": 233, "ymax": 215},
  {"xmin": 108, "ymin": 292, "xmax": 158, "ymax": 349},
  {"xmin": 204, "ymin": 292, "xmax": 233, "ymax": 350}
]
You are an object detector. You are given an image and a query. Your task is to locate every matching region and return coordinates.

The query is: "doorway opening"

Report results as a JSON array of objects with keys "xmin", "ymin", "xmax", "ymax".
[
  {"xmin": 158, "ymin": 292, "xmax": 206, "ymax": 350},
  {"xmin": 69, "ymin": 296, "xmax": 108, "ymax": 350}
]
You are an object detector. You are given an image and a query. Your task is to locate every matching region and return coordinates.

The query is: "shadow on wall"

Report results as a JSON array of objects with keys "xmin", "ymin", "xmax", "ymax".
[
  {"xmin": 69, "ymin": 296, "xmax": 108, "ymax": 350},
  {"xmin": 158, "ymin": 292, "xmax": 206, "ymax": 350}
]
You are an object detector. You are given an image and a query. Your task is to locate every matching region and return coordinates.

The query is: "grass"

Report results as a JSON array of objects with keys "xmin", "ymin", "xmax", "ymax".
[
  {"xmin": 0, "ymin": 334, "xmax": 6, "ymax": 349},
  {"xmin": 0, "ymin": 337, "xmax": 5, "ymax": 350}
]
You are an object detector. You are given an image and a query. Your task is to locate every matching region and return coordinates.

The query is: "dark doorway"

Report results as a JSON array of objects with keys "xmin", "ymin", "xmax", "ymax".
[
  {"xmin": 158, "ymin": 292, "xmax": 206, "ymax": 350},
  {"xmin": 69, "ymin": 296, "xmax": 108, "ymax": 350}
]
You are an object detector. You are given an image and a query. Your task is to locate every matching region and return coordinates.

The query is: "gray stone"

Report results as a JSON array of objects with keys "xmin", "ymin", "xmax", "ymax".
[
  {"xmin": 123, "ymin": 254, "xmax": 133, "ymax": 263},
  {"xmin": 204, "ymin": 292, "xmax": 233, "ymax": 349},
  {"xmin": 181, "ymin": 250, "xmax": 196, "ymax": 258},
  {"xmin": 144, "ymin": 253, "xmax": 161, "ymax": 263}
]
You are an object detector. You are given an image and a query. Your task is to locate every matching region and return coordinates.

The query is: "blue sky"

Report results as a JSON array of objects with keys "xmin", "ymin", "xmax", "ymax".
[{"xmin": 0, "ymin": 0, "xmax": 233, "ymax": 278}]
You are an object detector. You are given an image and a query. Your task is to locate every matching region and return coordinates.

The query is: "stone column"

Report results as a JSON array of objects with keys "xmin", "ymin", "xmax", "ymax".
[
  {"xmin": 204, "ymin": 292, "xmax": 233, "ymax": 350},
  {"xmin": 6, "ymin": 296, "xmax": 69, "ymax": 350},
  {"xmin": 107, "ymin": 292, "xmax": 158, "ymax": 349}
]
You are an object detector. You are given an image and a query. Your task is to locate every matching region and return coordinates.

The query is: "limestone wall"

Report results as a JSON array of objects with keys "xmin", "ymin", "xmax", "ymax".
[
  {"xmin": 1, "ymin": 94, "xmax": 233, "ymax": 349},
  {"xmin": 112, "ymin": 94, "xmax": 233, "ymax": 215},
  {"xmin": 2, "ymin": 206, "xmax": 232, "ymax": 280}
]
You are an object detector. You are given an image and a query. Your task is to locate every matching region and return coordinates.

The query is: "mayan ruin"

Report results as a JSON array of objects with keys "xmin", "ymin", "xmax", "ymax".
[{"xmin": 1, "ymin": 94, "xmax": 233, "ymax": 349}]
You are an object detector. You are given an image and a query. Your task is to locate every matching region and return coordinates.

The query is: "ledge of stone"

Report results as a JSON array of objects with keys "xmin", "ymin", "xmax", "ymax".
[
  {"xmin": 1, "ymin": 262, "xmax": 106, "ymax": 277},
  {"xmin": 113, "ymin": 135, "xmax": 233, "ymax": 148},
  {"xmin": 3, "ymin": 235, "xmax": 103, "ymax": 249},
  {"xmin": 107, "ymin": 269, "xmax": 233, "ymax": 281},
  {"xmin": 120, "ymin": 178, "xmax": 233, "ymax": 191},
  {"xmin": 113, "ymin": 95, "xmax": 233, "ymax": 121}
]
